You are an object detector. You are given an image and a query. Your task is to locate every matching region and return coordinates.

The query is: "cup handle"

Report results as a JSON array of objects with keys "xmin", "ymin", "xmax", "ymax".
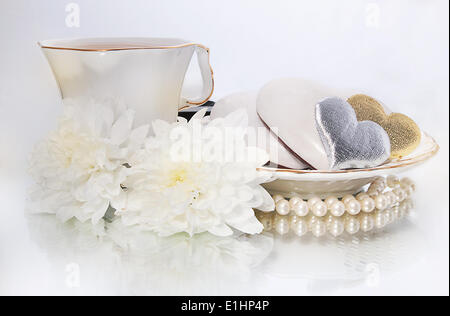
[{"xmin": 179, "ymin": 44, "xmax": 214, "ymax": 109}]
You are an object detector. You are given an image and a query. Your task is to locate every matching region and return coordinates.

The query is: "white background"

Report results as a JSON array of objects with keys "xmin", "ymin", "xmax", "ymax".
[{"xmin": 0, "ymin": 0, "xmax": 448, "ymax": 296}]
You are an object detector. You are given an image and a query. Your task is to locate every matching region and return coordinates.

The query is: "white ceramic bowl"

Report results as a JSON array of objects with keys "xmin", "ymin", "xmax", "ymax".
[{"xmin": 259, "ymin": 132, "xmax": 439, "ymax": 198}]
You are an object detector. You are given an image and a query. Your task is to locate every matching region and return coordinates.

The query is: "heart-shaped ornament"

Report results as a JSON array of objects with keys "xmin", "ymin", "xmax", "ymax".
[
  {"xmin": 210, "ymin": 92, "xmax": 309, "ymax": 169},
  {"xmin": 315, "ymin": 97, "xmax": 391, "ymax": 170},
  {"xmin": 257, "ymin": 78, "xmax": 348, "ymax": 170},
  {"xmin": 257, "ymin": 78, "xmax": 363, "ymax": 170},
  {"xmin": 347, "ymin": 94, "xmax": 421, "ymax": 158}
]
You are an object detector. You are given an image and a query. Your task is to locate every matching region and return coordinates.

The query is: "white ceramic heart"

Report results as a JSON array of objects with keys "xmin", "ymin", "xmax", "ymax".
[
  {"xmin": 210, "ymin": 92, "xmax": 308, "ymax": 169},
  {"xmin": 256, "ymin": 78, "xmax": 351, "ymax": 170}
]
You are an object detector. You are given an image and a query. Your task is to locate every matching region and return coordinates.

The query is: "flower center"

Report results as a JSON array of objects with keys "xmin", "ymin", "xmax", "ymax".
[
  {"xmin": 168, "ymin": 168, "xmax": 188, "ymax": 187},
  {"xmin": 165, "ymin": 167, "xmax": 204, "ymax": 206}
]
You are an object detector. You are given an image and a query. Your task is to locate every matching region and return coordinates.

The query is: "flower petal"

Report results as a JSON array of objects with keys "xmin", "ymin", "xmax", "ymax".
[
  {"xmin": 128, "ymin": 124, "xmax": 150, "ymax": 148},
  {"xmin": 226, "ymin": 206, "xmax": 263, "ymax": 234},
  {"xmin": 208, "ymin": 224, "xmax": 233, "ymax": 237},
  {"xmin": 190, "ymin": 108, "xmax": 208, "ymax": 122},
  {"xmin": 110, "ymin": 111, "xmax": 133, "ymax": 145},
  {"xmin": 152, "ymin": 119, "xmax": 172, "ymax": 136}
]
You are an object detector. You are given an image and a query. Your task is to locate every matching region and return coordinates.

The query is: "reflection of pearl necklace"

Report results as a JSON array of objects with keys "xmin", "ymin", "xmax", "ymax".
[{"xmin": 255, "ymin": 176, "xmax": 416, "ymax": 237}]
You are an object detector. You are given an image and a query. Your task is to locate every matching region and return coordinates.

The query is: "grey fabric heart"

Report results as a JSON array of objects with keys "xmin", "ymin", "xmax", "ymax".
[{"xmin": 315, "ymin": 97, "xmax": 391, "ymax": 170}]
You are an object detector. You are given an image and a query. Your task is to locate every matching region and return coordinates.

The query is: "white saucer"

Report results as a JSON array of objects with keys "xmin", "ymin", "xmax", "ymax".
[{"xmin": 258, "ymin": 132, "xmax": 439, "ymax": 198}]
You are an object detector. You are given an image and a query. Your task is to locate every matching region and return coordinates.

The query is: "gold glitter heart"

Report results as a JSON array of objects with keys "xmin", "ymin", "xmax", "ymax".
[{"xmin": 347, "ymin": 94, "xmax": 421, "ymax": 159}]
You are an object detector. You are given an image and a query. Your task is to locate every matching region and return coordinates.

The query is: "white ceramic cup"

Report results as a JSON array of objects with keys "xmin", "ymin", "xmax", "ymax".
[{"xmin": 39, "ymin": 37, "xmax": 214, "ymax": 126}]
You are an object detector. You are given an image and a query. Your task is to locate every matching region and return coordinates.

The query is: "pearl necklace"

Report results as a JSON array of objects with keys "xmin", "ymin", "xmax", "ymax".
[
  {"xmin": 256, "ymin": 198, "xmax": 414, "ymax": 237},
  {"xmin": 269, "ymin": 176, "xmax": 415, "ymax": 217},
  {"xmin": 255, "ymin": 176, "xmax": 416, "ymax": 237}
]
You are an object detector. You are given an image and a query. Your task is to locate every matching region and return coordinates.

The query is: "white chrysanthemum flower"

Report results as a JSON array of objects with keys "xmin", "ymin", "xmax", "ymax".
[
  {"xmin": 112, "ymin": 109, "xmax": 275, "ymax": 237},
  {"xmin": 28, "ymin": 98, "xmax": 149, "ymax": 224}
]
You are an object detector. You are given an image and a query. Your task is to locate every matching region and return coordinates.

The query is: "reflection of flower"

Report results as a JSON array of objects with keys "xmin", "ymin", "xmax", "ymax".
[
  {"xmin": 26, "ymin": 213, "xmax": 274, "ymax": 295},
  {"xmin": 107, "ymin": 220, "xmax": 274, "ymax": 295},
  {"xmin": 112, "ymin": 109, "xmax": 274, "ymax": 236},
  {"xmin": 28, "ymin": 98, "xmax": 149, "ymax": 224}
]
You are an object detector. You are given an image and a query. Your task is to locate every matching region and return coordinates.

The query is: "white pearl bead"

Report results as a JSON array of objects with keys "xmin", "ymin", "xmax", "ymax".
[
  {"xmin": 307, "ymin": 196, "xmax": 322, "ymax": 209},
  {"xmin": 360, "ymin": 214, "xmax": 374, "ymax": 232},
  {"xmin": 374, "ymin": 194, "xmax": 388, "ymax": 210},
  {"xmin": 392, "ymin": 191, "xmax": 401, "ymax": 203},
  {"xmin": 356, "ymin": 192, "xmax": 369, "ymax": 201},
  {"xmin": 275, "ymin": 199, "xmax": 290, "ymax": 215},
  {"xmin": 393, "ymin": 187, "xmax": 406, "ymax": 202},
  {"xmin": 342, "ymin": 194, "xmax": 355, "ymax": 204},
  {"xmin": 273, "ymin": 194, "xmax": 284, "ymax": 203},
  {"xmin": 368, "ymin": 183, "xmax": 380, "ymax": 193},
  {"xmin": 274, "ymin": 216, "xmax": 290, "ymax": 235},
  {"xmin": 328, "ymin": 218, "xmax": 345, "ymax": 237},
  {"xmin": 345, "ymin": 217, "xmax": 360, "ymax": 235},
  {"xmin": 312, "ymin": 201, "xmax": 328, "ymax": 217},
  {"xmin": 387, "ymin": 175, "xmax": 400, "ymax": 188},
  {"xmin": 345, "ymin": 199, "xmax": 361, "ymax": 215},
  {"xmin": 401, "ymin": 177, "xmax": 413, "ymax": 186},
  {"xmin": 400, "ymin": 181, "xmax": 409, "ymax": 190},
  {"xmin": 361, "ymin": 197, "xmax": 375, "ymax": 213},
  {"xmin": 375, "ymin": 178, "xmax": 387, "ymax": 191},
  {"xmin": 393, "ymin": 195, "xmax": 399, "ymax": 207},
  {"xmin": 291, "ymin": 199, "xmax": 309, "ymax": 216},
  {"xmin": 374, "ymin": 211, "xmax": 386, "ymax": 229},
  {"xmin": 330, "ymin": 201, "xmax": 346, "ymax": 217},
  {"xmin": 311, "ymin": 220, "xmax": 327, "ymax": 237},
  {"xmin": 325, "ymin": 196, "xmax": 339, "ymax": 208},
  {"xmin": 386, "ymin": 191, "xmax": 397, "ymax": 206},
  {"xmin": 292, "ymin": 218, "xmax": 309, "ymax": 236},
  {"xmin": 289, "ymin": 196, "xmax": 303, "ymax": 209}
]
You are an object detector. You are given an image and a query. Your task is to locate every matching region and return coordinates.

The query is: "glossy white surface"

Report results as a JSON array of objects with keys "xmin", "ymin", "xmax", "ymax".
[
  {"xmin": 0, "ymin": 0, "xmax": 448, "ymax": 296},
  {"xmin": 0, "ymin": 168, "xmax": 448, "ymax": 295}
]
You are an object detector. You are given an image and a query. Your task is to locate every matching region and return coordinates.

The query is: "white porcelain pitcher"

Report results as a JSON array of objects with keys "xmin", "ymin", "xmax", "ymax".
[{"xmin": 39, "ymin": 37, "xmax": 214, "ymax": 126}]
